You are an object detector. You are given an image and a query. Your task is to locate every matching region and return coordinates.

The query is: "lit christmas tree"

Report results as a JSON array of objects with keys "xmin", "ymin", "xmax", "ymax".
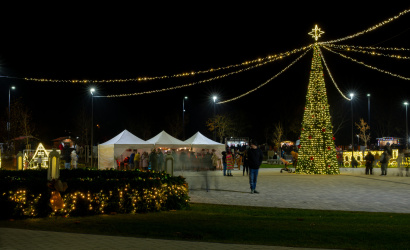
[{"xmin": 296, "ymin": 26, "xmax": 339, "ymax": 174}]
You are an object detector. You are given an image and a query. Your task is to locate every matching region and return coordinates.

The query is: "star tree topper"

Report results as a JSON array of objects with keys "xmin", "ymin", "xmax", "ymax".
[{"xmin": 308, "ymin": 25, "xmax": 325, "ymax": 41}]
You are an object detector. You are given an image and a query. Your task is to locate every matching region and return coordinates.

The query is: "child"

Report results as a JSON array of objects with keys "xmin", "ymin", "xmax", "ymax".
[{"xmin": 226, "ymin": 151, "xmax": 234, "ymax": 176}]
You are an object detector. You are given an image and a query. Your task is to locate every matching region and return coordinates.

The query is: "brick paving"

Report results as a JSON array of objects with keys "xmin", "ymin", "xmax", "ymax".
[{"xmin": 2, "ymin": 168, "xmax": 409, "ymax": 249}]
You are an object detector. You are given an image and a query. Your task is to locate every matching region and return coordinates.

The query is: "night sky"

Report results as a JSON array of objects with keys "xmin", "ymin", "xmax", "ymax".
[{"xmin": 1, "ymin": 4, "xmax": 409, "ymax": 147}]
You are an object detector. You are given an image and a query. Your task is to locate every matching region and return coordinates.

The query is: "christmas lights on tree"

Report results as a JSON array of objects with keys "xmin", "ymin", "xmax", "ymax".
[{"xmin": 296, "ymin": 30, "xmax": 339, "ymax": 174}]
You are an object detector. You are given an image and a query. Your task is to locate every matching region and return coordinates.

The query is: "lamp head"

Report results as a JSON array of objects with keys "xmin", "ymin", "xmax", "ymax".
[
  {"xmin": 404, "ymin": 102, "xmax": 409, "ymax": 106},
  {"xmin": 213, "ymin": 96, "xmax": 217, "ymax": 102},
  {"xmin": 90, "ymin": 88, "xmax": 95, "ymax": 95},
  {"xmin": 367, "ymin": 93, "xmax": 370, "ymax": 97},
  {"xmin": 349, "ymin": 93, "xmax": 354, "ymax": 99},
  {"xmin": 11, "ymin": 86, "xmax": 16, "ymax": 90}
]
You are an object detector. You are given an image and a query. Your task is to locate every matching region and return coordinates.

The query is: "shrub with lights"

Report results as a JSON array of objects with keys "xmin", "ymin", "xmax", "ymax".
[{"xmin": 0, "ymin": 169, "xmax": 190, "ymax": 219}]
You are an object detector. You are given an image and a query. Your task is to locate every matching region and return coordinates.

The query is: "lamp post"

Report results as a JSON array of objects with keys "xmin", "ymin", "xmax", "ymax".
[
  {"xmin": 8, "ymin": 86, "xmax": 16, "ymax": 148},
  {"xmin": 213, "ymin": 96, "xmax": 217, "ymax": 141},
  {"xmin": 367, "ymin": 93, "xmax": 371, "ymax": 135},
  {"xmin": 350, "ymin": 93, "xmax": 354, "ymax": 160},
  {"xmin": 405, "ymin": 101, "xmax": 409, "ymax": 150},
  {"xmin": 182, "ymin": 96, "xmax": 188, "ymax": 140},
  {"xmin": 90, "ymin": 88, "xmax": 95, "ymax": 168}
]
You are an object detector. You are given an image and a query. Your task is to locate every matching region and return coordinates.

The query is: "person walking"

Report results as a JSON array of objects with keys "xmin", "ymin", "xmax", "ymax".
[
  {"xmin": 211, "ymin": 150, "xmax": 218, "ymax": 171},
  {"xmin": 242, "ymin": 149, "xmax": 249, "ymax": 176},
  {"xmin": 226, "ymin": 150, "xmax": 234, "ymax": 176},
  {"xmin": 248, "ymin": 140, "xmax": 263, "ymax": 194},
  {"xmin": 380, "ymin": 150, "xmax": 389, "ymax": 176},
  {"xmin": 221, "ymin": 151, "xmax": 227, "ymax": 176},
  {"xmin": 364, "ymin": 151, "xmax": 375, "ymax": 175}
]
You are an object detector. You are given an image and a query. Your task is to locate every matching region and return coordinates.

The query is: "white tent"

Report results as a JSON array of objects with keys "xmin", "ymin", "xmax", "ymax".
[
  {"xmin": 184, "ymin": 131, "xmax": 225, "ymax": 151},
  {"xmin": 98, "ymin": 129, "xmax": 154, "ymax": 169},
  {"xmin": 146, "ymin": 130, "xmax": 189, "ymax": 148}
]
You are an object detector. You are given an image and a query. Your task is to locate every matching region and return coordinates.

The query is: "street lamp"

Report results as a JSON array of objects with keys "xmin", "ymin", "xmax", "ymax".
[
  {"xmin": 8, "ymin": 86, "xmax": 16, "ymax": 148},
  {"xmin": 182, "ymin": 96, "xmax": 188, "ymax": 140},
  {"xmin": 90, "ymin": 88, "xmax": 95, "ymax": 168},
  {"xmin": 367, "ymin": 93, "xmax": 370, "ymax": 129},
  {"xmin": 350, "ymin": 93, "xmax": 354, "ymax": 161},
  {"xmin": 212, "ymin": 96, "xmax": 217, "ymax": 141},
  {"xmin": 405, "ymin": 101, "xmax": 409, "ymax": 150}
]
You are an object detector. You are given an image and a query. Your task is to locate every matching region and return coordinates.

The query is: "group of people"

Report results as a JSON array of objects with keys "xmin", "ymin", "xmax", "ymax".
[
  {"xmin": 222, "ymin": 140, "xmax": 263, "ymax": 194},
  {"xmin": 120, "ymin": 148, "xmax": 222, "ymax": 172},
  {"xmin": 364, "ymin": 150, "xmax": 391, "ymax": 175}
]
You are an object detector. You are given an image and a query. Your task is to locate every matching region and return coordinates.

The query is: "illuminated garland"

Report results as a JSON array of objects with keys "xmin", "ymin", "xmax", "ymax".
[
  {"xmin": 322, "ymin": 46, "xmax": 410, "ymax": 80},
  {"xmin": 325, "ymin": 44, "xmax": 410, "ymax": 51},
  {"xmin": 23, "ymin": 46, "xmax": 310, "ymax": 84},
  {"xmin": 319, "ymin": 47, "xmax": 351, "ymax": 101},
  {"xmin": 325, "ymin": 44, "xmax": 410, "ymax": 59},
  {"xmin": 321, "ymin": 9, "xmax": 410, "ymax": 44},
  {"xmin": 217, "ymin": 47, "xmax": 312, "ymax": 104},
  {"xmin": 105, "ymin": 48, "xmax": 311, "ymax": 97}
]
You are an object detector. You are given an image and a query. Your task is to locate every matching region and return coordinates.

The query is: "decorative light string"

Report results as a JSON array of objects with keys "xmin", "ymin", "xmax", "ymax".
[
  {"xmin": 325, "ymin": 44, "xmax": 410, "ymax": 51},
  {"xmin": 321, "ymin": 9, "xmax": 410, "ymax": 44},
  {"xmin": 217, "ymin": 47, "xmax": 312, "ymax": 104},
  {"xmin": 321, "ymin": 45, "xmax": 410, "ymax": 81},
  {"xmin": 318, "ymin": 46, "xmax": 351, "ymax": 101},
  {"xmin": 22, "ymin": 45, "xmax": 310, "ymax": 84},
  {"xmin": 105, "ymin": 48, "xmax": 310, "ymax": 97},
  {"xmin": 325, "ymin": 44, "xmax": 410, "ymax": 59}
]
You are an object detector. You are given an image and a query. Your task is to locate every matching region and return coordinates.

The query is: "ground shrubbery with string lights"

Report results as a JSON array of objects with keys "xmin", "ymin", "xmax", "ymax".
[{"xmin": 0, "ymin": 169, "xmax": 190, "ymax": 220}]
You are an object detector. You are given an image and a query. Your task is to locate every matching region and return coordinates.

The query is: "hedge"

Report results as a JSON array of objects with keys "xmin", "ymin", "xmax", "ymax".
[{"xmin": 0, "ymin": 169, "xmax": 190, "ymax": 219}]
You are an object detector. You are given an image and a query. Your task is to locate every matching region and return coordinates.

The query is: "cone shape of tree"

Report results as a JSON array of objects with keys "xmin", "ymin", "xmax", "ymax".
[{"xmin": 296, "ymin": 45, "xmax": 339, "ymax": 174}]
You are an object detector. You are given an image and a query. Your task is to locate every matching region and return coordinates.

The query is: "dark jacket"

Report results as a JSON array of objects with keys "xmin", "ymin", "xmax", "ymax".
[
  {"xmin": 247, "ymin": 147, "xmax": 263, "ymax": 169},
  {"xmin": 364, "ymin": 153, "xmax": 374, "ymax": 167}
]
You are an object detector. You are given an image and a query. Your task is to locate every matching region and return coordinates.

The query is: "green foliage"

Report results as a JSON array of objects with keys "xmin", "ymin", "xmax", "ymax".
[{"xmin": 0, "ymin": 169, "xmax": 190, "ymax": 219}]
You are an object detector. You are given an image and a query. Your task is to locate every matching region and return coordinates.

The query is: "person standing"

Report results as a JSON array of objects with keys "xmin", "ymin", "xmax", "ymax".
[
  {"xmin": 129, "ymin": 150, "xmax": 135, "ymax": 170},
  {"xmin": 141, "ymin": 151, "xmax": 149, "ymax": 171},
  {"xmin": 157, "ymin": 148, "xmax": 164, "ymax": 171},
  {"xmin": 134, "ymin": 151, "xmax": 141, "ymax": 170},
  {"xmin": 380, "ymin": 150, "xmax": 389, "ymax": 176},
  {"xmin": 71, "ymin": 150, "xmax": 78, "ymax": 169},
  {"xmin": 149, "ymin": 148, "xmax": 157, "ymax": 171},
  {"xmin": 364, "ymin": 151, "xmax": 375, "ymax": 175},
  {"xmin": 63, "ymin": 144, "xmax": 71, "ymax": 169},
  {"xmin": 248, "ymin": 140, "xmax": 263, "ymax": 194},
  {"xmin": 222, "ymin": 151, "xmax": 227, "ymax": 176},
  {"xmin": 226, "ymin": 151, "xmax": 234, "ymax": 176}
]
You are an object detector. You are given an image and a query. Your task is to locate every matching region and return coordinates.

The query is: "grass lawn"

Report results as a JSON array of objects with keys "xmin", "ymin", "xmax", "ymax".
[{"xmin": 1, "ymin": 203, "xmax": 408, "ymax": 250}]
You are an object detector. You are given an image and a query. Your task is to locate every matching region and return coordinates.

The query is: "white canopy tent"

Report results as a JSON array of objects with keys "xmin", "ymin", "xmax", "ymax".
[
  {"xmin": 98, "ymin": 129, "xmax": 154, "ymax": 169},
  {"xmin": 146, "ymin": 130, "xmax": 190, "ymax": 148},
  {"xmin": 184, "ymin": 131, "xmax": 225, "ymax": 151}
]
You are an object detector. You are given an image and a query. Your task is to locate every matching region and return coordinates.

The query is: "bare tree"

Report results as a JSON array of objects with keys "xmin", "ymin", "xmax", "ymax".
[
  {"xmin": 10, "ymin": 98, "xmax": 35, "ymax": 146},
  {"xmin": 206, "ymin": 114, "xmax": 233, "ymax": 143},
  {"xmin": 271, "ymin": 122, "xmax": 284, "ymax": 152},
  {"xmin": 355, "ymin": 118, "xmax": 371, "ymax": 147}
]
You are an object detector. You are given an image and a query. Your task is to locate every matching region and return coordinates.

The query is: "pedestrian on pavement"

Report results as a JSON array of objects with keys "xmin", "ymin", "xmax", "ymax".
[
  {"xmin": 211, "ymin": 150, "xmax": 218, "ymax": 170},
  {"xmin": 351, "ymin": 156, "xmax": 358, "ymax": 168},
  {"xmin": 248, "ymin": 140, "xmax": 263, "ymax": 194},
  {"xmin": 364, "ymin": 151, "xmax": 375, "ymax": 175},
  {"xmin": 243, "ymin": 149, "xmax": 249, "ymax": 176},
  {"xmin": 134, "ymin": 151, "xmax": 141, "ymax": 170},
  {"xmin": 222, "ymin": 151, "xmax": 227, "ymax": 176},
  {"xmin": 63, "ymin": 144, "xmax": 71, "ymax": 169},
  {"xmin": 380, "ymin": 150, "xmax": 389, "ymax": 175},
  {"xmin": 226, "ymin": 150, "xmax": 234, "ymax": 176}
]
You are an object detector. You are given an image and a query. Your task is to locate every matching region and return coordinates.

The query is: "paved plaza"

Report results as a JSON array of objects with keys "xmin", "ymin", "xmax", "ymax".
[{"xmin": 1, "ymin": 168, "xmax": 409, "ymax": 249}]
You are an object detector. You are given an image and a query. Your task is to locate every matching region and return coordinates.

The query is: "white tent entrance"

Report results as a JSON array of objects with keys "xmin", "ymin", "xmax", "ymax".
[{"xmin": 98, "ymin": 130, "xmax": 153, "ymax": 170}]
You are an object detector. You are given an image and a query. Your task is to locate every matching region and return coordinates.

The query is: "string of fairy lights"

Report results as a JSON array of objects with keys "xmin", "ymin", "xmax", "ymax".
[
  {"xmin": 318, "ymin": 47, "xmax": 352, "ymax": 101},
  {"xmin": 217, "ymin": 48, "xmax": 312, "ymax": 104},
  {"xmin": 321, "ymin": 45, "xmax": 410, "ymax": 81},
  {"xmin": 8, "ymin": 8, "xmax": 410, "ymax": 102}
]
